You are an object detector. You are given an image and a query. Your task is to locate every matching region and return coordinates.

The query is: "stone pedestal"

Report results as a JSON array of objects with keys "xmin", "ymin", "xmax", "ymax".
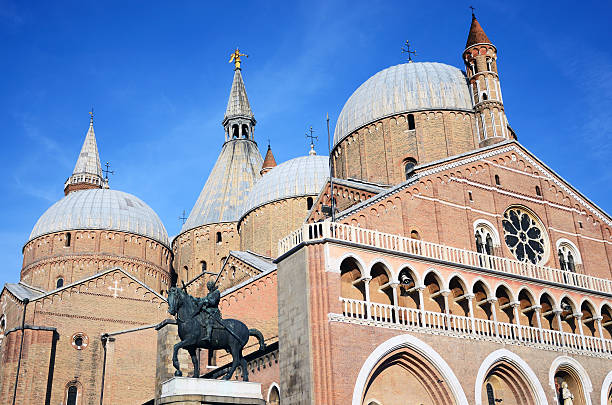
[{"xmin": 159, "ymin": 377, "xmax": 266, "ymax": 405}]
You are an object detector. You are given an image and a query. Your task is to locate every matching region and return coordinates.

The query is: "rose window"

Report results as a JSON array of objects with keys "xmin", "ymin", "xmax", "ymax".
[{"xmin": 502, "ymin": 208, "xmax": 546, "ymax": 264}]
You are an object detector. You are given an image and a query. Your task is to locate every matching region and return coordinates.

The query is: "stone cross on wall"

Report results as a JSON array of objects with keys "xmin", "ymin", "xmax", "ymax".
[{"xmin": 108, "ymin": 280, "xmax": 123, "ymax": 298}]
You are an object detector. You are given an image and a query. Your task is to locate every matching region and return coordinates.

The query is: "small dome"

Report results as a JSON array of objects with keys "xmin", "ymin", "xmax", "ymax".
[
  {"xmin": 241, "ymin": 155, "xmax": 329, "ymax": 218},
  {"xmin": 333, "ymin": 62, "xmax": 473, "ymax": 148},
  {"xmin": 29, "ymin": 189, "xmax": 169, "ymax": 247}
]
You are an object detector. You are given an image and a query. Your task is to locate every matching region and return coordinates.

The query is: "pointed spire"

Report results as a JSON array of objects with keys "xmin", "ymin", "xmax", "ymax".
[
  {"xmin": 64, "ymin": 112, "xmax": 105, "ymax": 195},
  {"xmin": 260, "ymin": 143, "xmax": 277, "ymax": 175},
  {"xmin": 224, "ymin": 69, "xmax": 254, "ymax": 121},
  {"xmin": 465, "ymin": 13, "xmax": 492, "ymax": 49}
]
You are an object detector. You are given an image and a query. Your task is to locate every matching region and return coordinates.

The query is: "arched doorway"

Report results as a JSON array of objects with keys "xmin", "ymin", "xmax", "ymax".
[
  {"xmin": 476, "ymin": 350, "xmax": 547, "ymax": 405},
  {"xmin": 355, "ymin": 335, "xmax": 468, "ymax": 405}
]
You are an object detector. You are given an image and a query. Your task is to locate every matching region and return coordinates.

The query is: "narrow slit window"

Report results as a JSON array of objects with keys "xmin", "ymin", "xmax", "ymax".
[
  {"xmin": 535, "ymin": 185, "xmax": 541, "ymax": 196},
  {"xmin": 306, "ymin": 197, "xmax": 314, "ymax": 210},
  {"xmin": 216, "ymin": 232, "xmax": 222, "ymax": 243},
  {"xmin": 67, "ymin": 385, "xmax": 78, "ymax": 405},
  {"xmin": 65, "ymin": 232, "xmax": 71, "ymax": 247},
  {"xmin": 494, "ymin": 174, "xmax": 500, "ymax": 186},
  {"xmin": 407, "ymin": 114, "xmax": 415, "ymax": 130},
  {"xmin": 468, "ymin": 191, "xmax": 473, "ymax": 201}
]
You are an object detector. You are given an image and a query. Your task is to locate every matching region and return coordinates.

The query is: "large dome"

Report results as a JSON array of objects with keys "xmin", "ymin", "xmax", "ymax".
[
  {"xmin": 29, "ymin": 189, "xmax": 169, "ymax": 247},
  {"xmin": 333, "ymin": 62, "xmax": 473, "ymax": 148},
  {"xmin": 240, "ymin": 154, "xmax": 329, "ymax": 219}
]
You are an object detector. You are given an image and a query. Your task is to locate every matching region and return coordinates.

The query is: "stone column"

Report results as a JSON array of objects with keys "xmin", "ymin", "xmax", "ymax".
[
  {"xmin": 594, "ymin": 316, "xmax": 607, "ymax": 353},
  {"xmin": 553, "ymin": 309, "xmax": 565, "ymax": 347},
  {"xmin": 574, "ymin": 312, "xmax": 585, "ymax": 349},
  {"xmin": 440, "ymin": 289, "xmax": 451, "ymax": 330},
  {"xmin": 533, "ymin": 305, "xmax": 543, "ymax": 343},
  {"xmin": 416, "ymin": 286, "xmax": 425, "ymax": 327},
  {"xmin": 511, "ymin": 301, "xmax": 522, "ymax": 340},
  {"xmin": 390, "ymin": 283, "xmax": 399, "ymax": 324},
  {"xmin": 466, "ymin": 293, "xmax": 476, "ymax": 334},
  {"xmin": 363, "ymin": 277, "xmax": 372, "ymax": 320},
  {"xmin": 488, "ymin": 298, "xmax": 499, "ymax": 337}
]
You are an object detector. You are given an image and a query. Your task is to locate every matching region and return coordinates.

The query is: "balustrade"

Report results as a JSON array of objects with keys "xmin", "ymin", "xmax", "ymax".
[
  {"xmin": 338, "ymin": 297, "xmax": 612, "ymax": 357},
  {"xmin": 278, "ymin": 222, "xmax": 612, "ymax": 295}
]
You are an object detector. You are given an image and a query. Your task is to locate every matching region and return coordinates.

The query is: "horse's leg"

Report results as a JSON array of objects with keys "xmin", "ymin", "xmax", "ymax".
[
  {"xmin": 223, "ymin": 344, "xmax": 241, "ymax": 380},
  {"xmin": 240, "ymin": 355, "xmax": 248, "ymax": 382},
  {"xmin": 188, "ymin": 347, "xmax": 199, "ymax": 378},
  {"xmin": 172, "ymin": 341, "xmax": 185, "ymax": 377}
]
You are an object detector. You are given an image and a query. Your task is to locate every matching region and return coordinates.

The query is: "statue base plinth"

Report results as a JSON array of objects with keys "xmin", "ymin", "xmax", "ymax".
[{"xmin": 159, "ymin": 377, "xmax": 265, "ymax": 405}]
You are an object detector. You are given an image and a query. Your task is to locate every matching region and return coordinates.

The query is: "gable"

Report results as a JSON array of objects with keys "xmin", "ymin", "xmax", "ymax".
[{"xmin": 334, "ymin": 141, "xmax": 612, "ymax": 279}]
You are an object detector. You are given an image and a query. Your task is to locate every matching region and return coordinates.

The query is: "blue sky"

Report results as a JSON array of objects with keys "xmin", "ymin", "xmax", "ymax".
[{"xmin": 1, "ymin": 1, "xmax": 611, "ymax": 288}]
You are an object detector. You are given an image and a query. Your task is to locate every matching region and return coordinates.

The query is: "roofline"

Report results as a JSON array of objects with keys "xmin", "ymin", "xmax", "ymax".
[
  {"xmin": 464, "ymin": 42, "xmax": 497, "ymax": 54},
  {"xmin": 28, "ymin": 266, "xmax": 166, "ymax": 303},
  {"xmin": 175, "ymin": 220, "xmax": 239, "ymax": 245},
  {"xmin": 335, "ymin": 140, "xmax": 612, "ymax": 226},
  {"xmin": 237, "ymin": 191, "xmax": 324, "ymax": 227},
  {"xmin": 333, "ymin": 106, "xmax": 474, "ymax": 151}
]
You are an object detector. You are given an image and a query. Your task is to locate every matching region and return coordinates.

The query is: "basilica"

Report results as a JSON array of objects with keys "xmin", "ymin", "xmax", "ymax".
[{"xmin": 1, "ymin": 13, "xmax": 611, "ymax": 405}]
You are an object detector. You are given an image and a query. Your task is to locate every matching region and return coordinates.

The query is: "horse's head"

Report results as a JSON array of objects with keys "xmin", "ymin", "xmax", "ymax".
[{"xmin": 167, "ymin": 286, "xmax": 181, "ymax": 316}]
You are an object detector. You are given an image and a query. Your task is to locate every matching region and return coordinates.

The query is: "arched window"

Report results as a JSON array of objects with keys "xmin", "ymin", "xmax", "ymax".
[
  {"xmin": 535, "ymin": 185, "xmax": 541, "ymax": 196},
  {"xmin": 65, "ymin": 232, "xmax": 71, "ymax": 247},
  {"xmin": 232, "ymin": 125, "xmax": 239, "ymax": 138},
  {"xmin": 242, "ymin": 124, "xmax": 249, "ymax": 139},
  {"xmin": 306, "ymin": 197, "xmax": 314, "ymax": 210},
  {"xmin": 482, "ymin": 92, "xmax": 488, "ymax": 101},
  {"xmin": 410, "ymin": 230, "xmax": 420, "ymax": 240},
  {"xmin": 486, "ymin": 382, "xmax": 495, "ymax": 405},
  {"xmin": 557, "ymin": 240, "xmax": 580, "ymax": 272},
  {"xmin": 216, "ymin": 232, "xmax": 222, "ymax": 244},
  {"xmin": 407, "ymin": 114, "xmax": 415, "ymax": 130},
  {"xmin": 200, "ymin": 261, "xmax": 207, "ymax": 273},
  {"xmin": 56, "ymin": 277, "xmax": 64, "ymax": 289},
  {"xmin": 268, "ymin": 385, "xmax": 280, "ymax": 405},
  {"xmin": 494, "ymin": 174, "xmax": 500, "ymax": 186},
  {"xmin": 475, "ymin": 225, "xmax": 496, "ymax": 256},
  {"xmin": 486, "ymin": 58, "xmax": 492, "ymax": 71},
  {"xmin": 403, "ymin": 158, "xmax": 417, "ymax": 180},
  {"xmin": 66, "ymin": 385, "xmax": 78, "ymax": 405}
]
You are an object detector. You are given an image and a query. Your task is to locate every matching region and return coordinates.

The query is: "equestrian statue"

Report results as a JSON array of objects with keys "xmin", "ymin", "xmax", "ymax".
[{"xmin": 167, "ymin": 280, "xmax": 266, "ymax": 381}]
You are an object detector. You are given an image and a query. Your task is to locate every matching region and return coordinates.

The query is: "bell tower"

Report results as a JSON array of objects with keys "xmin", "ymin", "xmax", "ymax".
[{"xmin": 463, "ymin": 11, "xmax": 512, "ymax": 147}]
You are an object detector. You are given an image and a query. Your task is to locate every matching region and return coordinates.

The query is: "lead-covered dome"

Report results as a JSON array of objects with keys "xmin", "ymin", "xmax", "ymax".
[
  {"xmin": 333, "ymin": 62, "xmax": 473, "ymax": 147},
  {"xmin": 240, "ymin": 155, "xmax": 329, "ymax": 219},
  {"xmin": 29, "ymin": 189, "xmax": 169, "ymax": 247}
]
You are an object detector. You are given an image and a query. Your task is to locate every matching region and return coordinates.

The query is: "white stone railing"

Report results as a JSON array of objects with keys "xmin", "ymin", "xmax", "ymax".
[
  {"xmin": 339, "ymin": 297, "xmax": 612, "ymax": 357},
  {"xmin": 278, "ymin": 222, "xmax": 612, "ymax": 295}
]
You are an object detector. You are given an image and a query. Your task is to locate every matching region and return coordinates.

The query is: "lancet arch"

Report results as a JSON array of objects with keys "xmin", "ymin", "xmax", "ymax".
[{"xmin": 353, "ymin": 334, "xmax": 468, "ymax": 405}]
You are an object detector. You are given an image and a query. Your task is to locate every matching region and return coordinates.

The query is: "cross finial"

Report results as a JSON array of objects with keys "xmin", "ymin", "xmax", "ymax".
[
  {"xmin": 179, "ymin": 210, "xmax": 187, "ymax": 225},
  {"xmin": 89, "ymin": 108, "xmax": 94, "ymax": 124},
  {"xmin": 103, "ymin": 162, "xmax": 115, "ymax": 181},
  {"xmin": 401, "ymin": 40, "xmax": 416, "ymax": 63},
  {"xmin": 306, "ymin": 126, "xmax": 318, "ymax": 155},
  {"xmin": 469, "ymin": 5, "xmax": 476, "ymax": 17},
  {"xmin": 229, "ymin": 48, "xmax": 248, "ymax": 70}
]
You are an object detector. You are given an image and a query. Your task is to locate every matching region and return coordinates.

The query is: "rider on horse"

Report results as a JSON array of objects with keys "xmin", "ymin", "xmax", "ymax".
[{"xmin": 195, "ymin": 280, "xmax": 221, "ymax": 344}]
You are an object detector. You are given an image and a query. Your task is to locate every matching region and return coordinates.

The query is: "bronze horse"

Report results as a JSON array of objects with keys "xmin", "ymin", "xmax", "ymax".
[{"xmin": 167, "ymin": 286, "xmax": 265, "ymax": 381}]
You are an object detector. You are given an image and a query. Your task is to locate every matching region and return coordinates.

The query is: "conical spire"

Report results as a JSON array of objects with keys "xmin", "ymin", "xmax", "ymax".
[
  {"xmin": 465, "ymin": 13, "xmax": 492, "ymax": 48},
  {"xmin": 260, "ymin": 144, "xmax": 277, "ymax": 175},
  {"xmin": 64, "ymin": 113, "xmax": 105, "ymax": 195},
  {"xmin": 224, "ymin": 69, "xmax": 254, "ymax": 121}
]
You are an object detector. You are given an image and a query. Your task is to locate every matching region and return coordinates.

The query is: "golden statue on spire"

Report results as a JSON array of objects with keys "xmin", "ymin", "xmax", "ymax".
[{"xmin": 229, "ymin": 48, "xmax": 248, "ymax": 70}]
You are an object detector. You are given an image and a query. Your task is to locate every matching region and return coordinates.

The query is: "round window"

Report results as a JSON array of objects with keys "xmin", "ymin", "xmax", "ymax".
[
  {"xmin": 502, "ymin": 207, "xmax": 547, "ymax": 264},
  {"xmin": 71, "ymin": 333, "xmax": 88, "ymax": 350}
]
